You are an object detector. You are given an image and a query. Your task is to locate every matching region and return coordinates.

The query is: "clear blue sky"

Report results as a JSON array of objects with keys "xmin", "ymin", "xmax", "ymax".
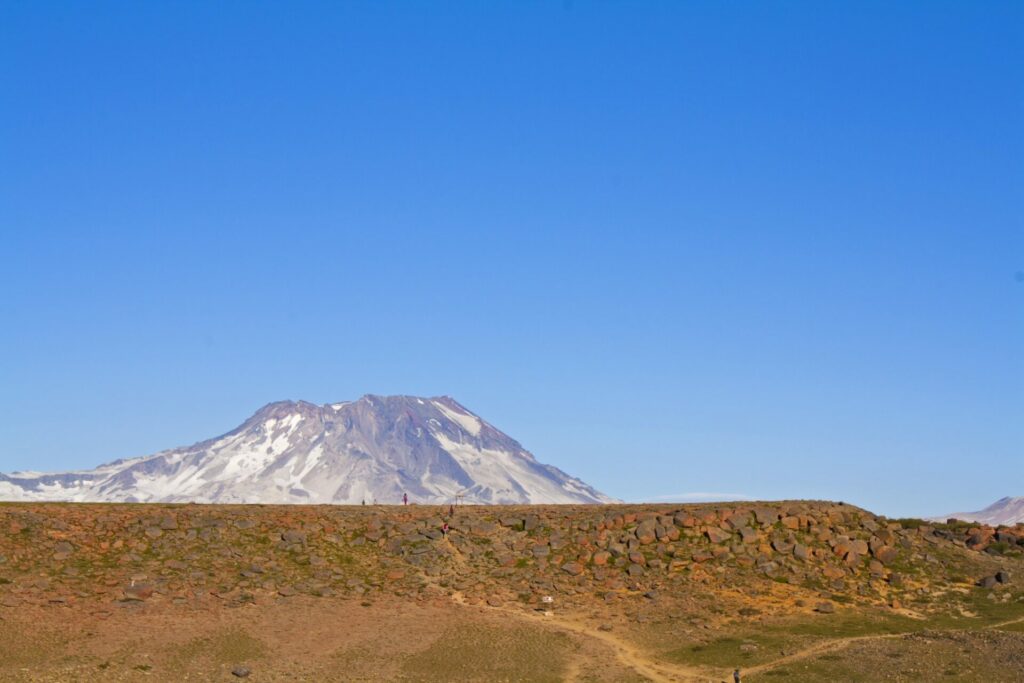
[{"xmin": 1, "ymin": 2, "xmax": 1021, "ymax": 518}]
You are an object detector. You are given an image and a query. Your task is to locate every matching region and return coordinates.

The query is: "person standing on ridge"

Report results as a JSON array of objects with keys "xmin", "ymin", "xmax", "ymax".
[{"xmin": 403, "ymin": 492, "xmax": 408, "ymax": 506}]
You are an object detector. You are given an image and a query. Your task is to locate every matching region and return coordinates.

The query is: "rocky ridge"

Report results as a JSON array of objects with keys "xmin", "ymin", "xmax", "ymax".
[{"xmin": 0, "ymin": 501, "xmax": 1019, "ymax": 618}]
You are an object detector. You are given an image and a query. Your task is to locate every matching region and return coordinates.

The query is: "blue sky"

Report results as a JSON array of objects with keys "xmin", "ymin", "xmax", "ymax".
[{"xmin": 1, "ymin": 2, "xmax": 1020, "ymax": 518}]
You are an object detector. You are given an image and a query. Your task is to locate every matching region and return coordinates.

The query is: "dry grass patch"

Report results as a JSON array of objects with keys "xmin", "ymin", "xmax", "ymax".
[{"xmin": 401, "ymin": 622, "xmax": 572, "ymax": 682}]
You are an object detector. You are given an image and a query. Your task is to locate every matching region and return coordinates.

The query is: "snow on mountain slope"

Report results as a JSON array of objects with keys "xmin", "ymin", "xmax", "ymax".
[
  {"xmin": 0, "ymin": 395, "xmax": 616, "ymax": 505},
  {"xmin": 940, "ymin": 497, "xmax": 1024, "ymax": 526}
]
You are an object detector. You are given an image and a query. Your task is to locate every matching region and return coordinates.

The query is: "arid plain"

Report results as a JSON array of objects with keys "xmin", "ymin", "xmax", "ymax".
[{"xmin": 1, "ymin": 501, "xmax": 1021, "ymax": 682}]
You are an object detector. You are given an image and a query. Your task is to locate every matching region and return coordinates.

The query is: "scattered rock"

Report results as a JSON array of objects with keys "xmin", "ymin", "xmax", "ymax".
[
  {"xmin": 706, "ymin": 528, "xmax": 731, "ymax": 544},
  {"xmin": 781, "ymin": 516, "xmax": 801, "ymax": 530},
  {"xmin": 122, "ymin": 583, "xmax": 154, "ymax": 601},
  {"xmin": 635, "ymin": 523, "xmax": 657, "ymax": 545},
  {"xmin": 753, "ymin": 508, "xmax": 777, "ymax": 525},
  {"xmin": 822, "ymin": 566, "xmax": 845, "ymax": 580},
  {"xmin": 282, "ymin": 530, "xmax": 307, "ymax": 545},
  {"xmin": 873, "ymin": 545, "xmax": 898, "ymax": 565},
  {"xmin": 561, "ymin": 562, "xmax": 584, "ymax": 576}
]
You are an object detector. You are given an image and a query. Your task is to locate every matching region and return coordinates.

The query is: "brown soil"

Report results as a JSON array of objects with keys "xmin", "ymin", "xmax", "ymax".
[{"xmin": 0, "ymin": 502, "xmax": 1021, "ymax": 681}]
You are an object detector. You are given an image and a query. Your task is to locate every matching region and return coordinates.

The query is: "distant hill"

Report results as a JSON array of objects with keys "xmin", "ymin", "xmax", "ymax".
[
  {"xmin": 0, "ymin": 395, "xmax": 615, "ymax": 505},
  {"xmin": 940, "ymin": 497, "xmax": 1024, "ymax": 526}
]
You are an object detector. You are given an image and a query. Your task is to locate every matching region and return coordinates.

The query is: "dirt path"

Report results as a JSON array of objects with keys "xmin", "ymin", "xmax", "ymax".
[
  {"xmin": 741, "ymin": 631, "xmax": 904, "ymax": 678},
  {"xmin": 453, "ymin": 581, "xmax": 1024, "ymax": 683},
  {"xmin": 987, "ymin": 614, "xmax": 1024, "ymax": 630},
  {"xmin": 436, "ymin": 538, "xmax": 720, "ymax": 681},
  {"xmin": 562, "ymin": 655, "xmax": 583, "ymax": 682},
  {"xmin": 449, "ymin": 591, "xmax": 718, "ymax": 682},
  {"xmin": 539, "ymin": 613, "xmax": 714, "ymax": 683},
  {"xmin": 742, "ymin": 613, "xmax": 1024, "ymax": 679},
  {"xmin": 443, "ymin": 534, "xmax": 471, "ymax": 569}
]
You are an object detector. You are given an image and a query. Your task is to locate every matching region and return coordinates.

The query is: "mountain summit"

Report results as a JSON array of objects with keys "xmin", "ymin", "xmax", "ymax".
[{"xmin": 0, "ymin": 395, "xmax": 614, "ymax": 505}]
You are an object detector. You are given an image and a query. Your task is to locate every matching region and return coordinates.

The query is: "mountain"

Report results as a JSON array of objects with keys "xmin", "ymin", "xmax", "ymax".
[
  {"xmin": 0, "ymin": 395, "xmax": 615, "ymax": 505},
  {"xmin": 940, "ymin": 497, "xmax": 1024, "ymax": 526}
]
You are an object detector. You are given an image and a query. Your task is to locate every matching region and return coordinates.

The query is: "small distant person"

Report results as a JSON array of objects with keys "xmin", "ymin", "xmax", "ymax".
[
  {"xmin": 734, "ymin": 669, "xmax": 741, "ymax": 683},
  {"xmin": 403, "ymin": 492, "xmax": 408, "ymax": 506},
  {"xmin": 361, "ymin": 498, "xmax": 365, "ymax": 506},
  {"xmin": 449, "ymin": 504, "xmax": 454, "ymax": 516}
]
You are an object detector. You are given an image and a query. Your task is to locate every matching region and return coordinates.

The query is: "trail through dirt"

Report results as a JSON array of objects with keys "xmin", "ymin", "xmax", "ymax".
[
  {"xmin": 988, "ymin": 614, "xmax": 1024, "ymax": 630},
  {"xmin": 741, "ymin": 632, "xmax": 904, "ymax": 678},
  {"xmin": 448, "ymin": 590, "xmax": 717, "ymax": 682},
  {"xmin": 533, "ymin": 612, "xmax": 711, "ymax": 683},
  {"xmin": 743, "ymin": 613, "xmax": 1024, "ymax": 679},
  {"xmin": 450, "ymin": 583, "xmax": 1024, "ymax": 683}
]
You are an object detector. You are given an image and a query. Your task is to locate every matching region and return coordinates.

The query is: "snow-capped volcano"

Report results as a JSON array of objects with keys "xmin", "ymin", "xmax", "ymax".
[
  {"xmin": 940, "ymin": 497, "xmax": 1024, "ymax": 526},
  {"xmin": 0, "ymin": 395, "xmax": 615, "ymax": 505}
]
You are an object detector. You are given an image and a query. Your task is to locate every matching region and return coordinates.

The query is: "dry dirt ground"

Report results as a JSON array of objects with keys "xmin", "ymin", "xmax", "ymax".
[
  {"xmin": 0, "ymin": 502, "xmax": 1021, "ymax": 682},
  {"xmin": 1, "ymin": 592, "xmax": 1022, "ymax": 682}
]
